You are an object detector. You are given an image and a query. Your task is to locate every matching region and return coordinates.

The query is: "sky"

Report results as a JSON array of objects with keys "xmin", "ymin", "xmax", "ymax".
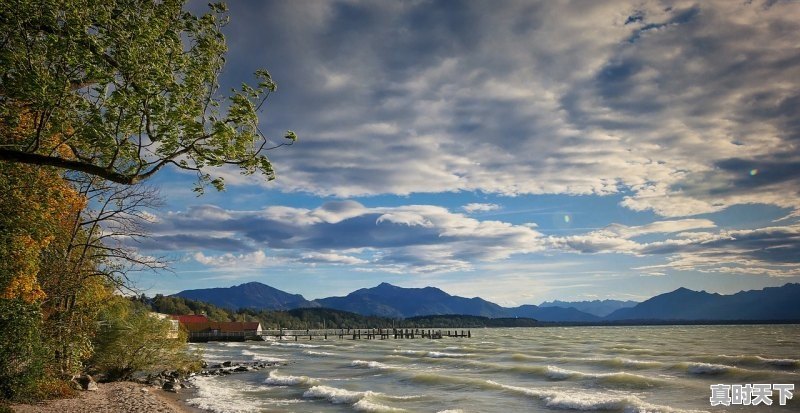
[{"xmin": 133, "ymin": 0, "xmax": 800, "ymax": 306}]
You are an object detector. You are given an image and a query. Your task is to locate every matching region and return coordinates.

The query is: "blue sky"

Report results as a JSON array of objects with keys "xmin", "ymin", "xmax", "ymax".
[{"xmin": 133, "ymin": 0, "xmax": 800, "ymax": 305}]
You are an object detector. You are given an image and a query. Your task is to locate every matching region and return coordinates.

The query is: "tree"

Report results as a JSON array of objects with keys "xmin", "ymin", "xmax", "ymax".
[
  {"xmin": 90, "ymin": 297, "xmax": 201, "ymax": 381},
  {"xmin": 0, "ymin": 0, "xmax": 295, "ymax": 192}
]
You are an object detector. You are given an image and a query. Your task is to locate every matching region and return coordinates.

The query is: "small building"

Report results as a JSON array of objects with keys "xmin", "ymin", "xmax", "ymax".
[
  {"xmin": 170, "ymin": 314, "xmax": 210, "ymax": 324},
  {"xmin": 180, "ymin": 321, "xmax": 263, "ymax": 342}
]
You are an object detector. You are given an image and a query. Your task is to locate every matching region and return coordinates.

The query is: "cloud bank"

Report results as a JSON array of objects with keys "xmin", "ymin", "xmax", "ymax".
[{"xmin": 212, "ymin": 0, "xmax": 800, "ymax": 218}]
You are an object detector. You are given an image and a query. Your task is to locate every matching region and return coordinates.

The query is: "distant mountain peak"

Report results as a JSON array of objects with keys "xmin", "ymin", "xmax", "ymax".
[{"xmin": 173, "ymin": 282, "xmax": 317, "ymax": 310}]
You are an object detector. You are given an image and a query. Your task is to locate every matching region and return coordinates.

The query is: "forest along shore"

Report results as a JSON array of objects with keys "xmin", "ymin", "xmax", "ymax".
[{"xmin": 11, "ymin": 382, "xmax": 203, "ymax": 413}]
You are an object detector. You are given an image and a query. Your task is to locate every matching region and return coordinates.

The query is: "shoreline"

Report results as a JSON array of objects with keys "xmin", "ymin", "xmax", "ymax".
[
  {"xmin": 11, "ymin": 381, "xmax": 207, "ymax": 413},
  {"xmin": 154, "ymin": 385, "xmax": 207, "ymax": 413}
]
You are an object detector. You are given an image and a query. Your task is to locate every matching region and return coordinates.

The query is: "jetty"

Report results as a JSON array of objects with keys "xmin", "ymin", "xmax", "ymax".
[{"xmin": 260, "ymin": 328, "xmax": 471, "ymax": 341}]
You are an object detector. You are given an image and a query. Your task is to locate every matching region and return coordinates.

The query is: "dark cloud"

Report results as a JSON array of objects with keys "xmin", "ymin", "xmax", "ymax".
[{"xmin": 141, "ymin": 202, "xmax": 542, "ymax": 272}]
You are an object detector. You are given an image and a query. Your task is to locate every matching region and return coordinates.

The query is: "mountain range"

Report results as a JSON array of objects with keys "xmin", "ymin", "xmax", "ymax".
[
  {"xmin": 539, "ymin": 299, "xmax": 638, "ymax": 317},
  {"xmin": 172, "ymin": 282, "xmax": 800, "ymax": 322}
]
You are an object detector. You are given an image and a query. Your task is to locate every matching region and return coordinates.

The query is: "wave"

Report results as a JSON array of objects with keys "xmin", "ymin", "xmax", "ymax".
[
  {"xmin": 486, "ymin": 380, "xmax": 707, "ymax": 413},
  {"xmin": 351, "ymin": 360, "xmax": 397, "ymax": 370},
  {"xmin": 303, "ymin": 385, "xmax": 417, "ymax": 412},
  {"xmin": 305, "ymin": 350, "xmax": 336, "ymax": 357},
  {"xmin": 675, "ymin": 362, "xmax": 773, "ymax": 379},
  {"xmin": 240, "ymin": 349, "xmax": 286, "ymax": 363},
  {"xmin": 187, "ymin": 376, "xmax": 265, "ymax": 413},
  {"xmin": 393, "ymin": 349, "xmax": 472, "ymax": 358},
  {"xmin": 427, "ymin": 351, "xmax": 472, "ymax": 358},
  {"xmin": 694, "ymin": 354, "xmax": 799, "ymax": 369},
  {"xmin": 542, "ymin": 366, "xmax": 663, "ymax": 388},
  {"xmin": 510, "ymin": 353, "xmax": 548, "ymax": 361},
  {"xmin": 353, "ymin": 399, "xmax": 407, "ymax": 412},
  {"xmin": 263, "ymin": 370, "xmax": 318, "ymax": 386},
  {"xmin": 550, "ymin": 356, "xmax": 665, "ymax": 369},
  {"xmin": 270, "ymin": 341, "xmax": 327, "ymax": 348}
]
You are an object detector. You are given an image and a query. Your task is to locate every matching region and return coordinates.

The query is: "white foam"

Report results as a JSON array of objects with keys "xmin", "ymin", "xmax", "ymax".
[
  {"xmin": 545, "ymin": 366, "xmax": 580, "ymax": 380},
  {"xmin": 426, "ymin": 351, "xmax": 471, "ymax": 358},
  {"xmin": 305, "ymin": 350, "xmax": 336, "ymax": 356},
  {"xmin": 186, "ymin": 376, "xmax": 265, "ymax": 413},
  {"xmin": 763, "ymin": 357, "xmax": 799, "ymax": 367},
  {"xmin": 486, "ymin": 380, "xmax": 707, "ymax": 413},
  {"xmin": 351, "ymin": 360, "xmax": 394, "ymax": 370},
  {"xmin": 264, "ymin": 370, "xmax": 317, "ymax": 386},
  {"xmin": 270, "ymin": 341, "xmax": 332, "ymax": 348},
  {"xmin": 353, "ymin": 399, "xmax": 407, "ymax": 412},
  {"xmin": 240, "ymin": 349, "xmax": 286, "ymax": 363},
  {"xmin": 717, "ymin": 354, "xmax": 799, "ymax": 367},
  {"xmin": 686, "ymin": 362, "xmax": 731, "ymax": 375},
  {"xmin": 303, "ymin": 385, "xmax": 367, "ymax": 404}
]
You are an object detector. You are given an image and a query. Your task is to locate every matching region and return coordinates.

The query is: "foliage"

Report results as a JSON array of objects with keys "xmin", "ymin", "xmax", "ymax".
[
  {"xmin": 0, "ymin": 299, "xmax": 46, "ymax": 400},
  {"xmin": 0, "ymin": 0, "xmax": 295, "ymax": 190},
  {"xmin": 90, "ymin": 297, "xmax": 201, "ymax": 380}
]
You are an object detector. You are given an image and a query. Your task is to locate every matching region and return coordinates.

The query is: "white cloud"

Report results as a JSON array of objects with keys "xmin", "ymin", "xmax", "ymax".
[
  {"xmin": 193, "ymin": 250, "xmax": 273, "ymax": 268},
  {"xmin": 148, "ymin": 201, "xmax": 543, "ymax": 273},
  {"xmin": 299, "ymin": 252, "xmax": 367, "ymax": 265},
  {"xmin": 462, "ymin": 203, "xmax": 501, "ymax": 213}
]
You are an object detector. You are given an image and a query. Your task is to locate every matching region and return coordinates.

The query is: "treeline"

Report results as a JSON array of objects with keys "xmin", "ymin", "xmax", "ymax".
[
  {"xmin": 146, "ymin": 295, "xmax": 539, "ymax": 329},
  {"xmin": 0, "ymin": 164, "xmax": 201, "ymax": 404}
]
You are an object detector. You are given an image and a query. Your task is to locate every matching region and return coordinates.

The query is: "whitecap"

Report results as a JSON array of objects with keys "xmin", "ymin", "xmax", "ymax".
[
  {"xmin": 240, "ymin": 349, "xmax": 286, "ymax": 363},
  {"xmin": 186, "ymin": 376, "xmax": 265, "ymax": 413},
  {"xmin": 426, "ymin": 351, "xmax": 471, "ymax": 358},
  {"xmin": 486, "ymin": 380, "xmax": 707, "ymax": 412},
  {"xmin": 270, "ymin": 341, "xmax": 322, "ymax": 348},
  {"xmin": 263, "ymin": 370, "xmax": 317, "ymax": 386},
  {"xmin": 351, "ymin": 360, "xmax": 395, "ymax": 370},
  {"xmin": 305, "ymin": 350, "xmax": 336, "ymax": 356},
  {"xmin": 353, "ymin": 399, "xmax": 407, "ymax": 412},
  {"xmin": 685, "ymin": 362, "xmax": 732, "ymax": 375},
  {"xmin": 303, "ymin": 385, "xmax": 366, "ymax": 404}
]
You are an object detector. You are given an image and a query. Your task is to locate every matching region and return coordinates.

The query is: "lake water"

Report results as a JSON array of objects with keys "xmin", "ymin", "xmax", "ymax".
[{"xmin": 185, "ymin": 325, "xmax": 799, "ymax": 412}]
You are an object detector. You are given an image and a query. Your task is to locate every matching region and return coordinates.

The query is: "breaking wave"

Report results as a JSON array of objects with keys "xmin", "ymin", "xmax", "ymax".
[{"xmin": 263, "ymin": 370, "xmax": 318, "ymax": 386}]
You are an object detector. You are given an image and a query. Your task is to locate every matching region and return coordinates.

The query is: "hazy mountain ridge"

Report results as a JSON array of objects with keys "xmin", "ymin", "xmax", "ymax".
[
  {"xmin": 174, "ymin": 281, "xmax": 319, "ymax": 310},
  {"xmin": 606, "ymin": 284, "xmax": 800, "ymax": 321},
  {"xmin": 539, "ymin": 299, "xmax": 638, "ymax": 317},
  {"xmin": 173, "ymin": 282, "xmax": 800, "ymax": 322}
]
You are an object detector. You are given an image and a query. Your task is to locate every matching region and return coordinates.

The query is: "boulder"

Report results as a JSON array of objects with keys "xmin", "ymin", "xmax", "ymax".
[
  {"xmin": 234, "ymin": 366, "xmax": 249, "ymax": 372},
  {"xmin": 162, "ymin": 381, "xmax": 179, "ymax": 393},
  {"xmin": 221, "ymin": 361, "xmax": 232, "ymax": 367},
  {"xmin": 75, "ymin": 374, "xmax": 98, "ymax": 391}
]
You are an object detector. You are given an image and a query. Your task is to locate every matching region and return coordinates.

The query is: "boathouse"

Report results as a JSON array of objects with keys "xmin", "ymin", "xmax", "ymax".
[
  {"xmin": 180, "ymin": 321, "xmax": 264, "ymax": 342},
  {"xmin": 170, "ymin": 314, "xmax": 210, "ymax": 323}
]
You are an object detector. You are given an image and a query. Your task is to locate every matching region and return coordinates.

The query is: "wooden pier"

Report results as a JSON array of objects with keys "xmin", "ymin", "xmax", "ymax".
[{"xmin": 259, "ymin": 328, "xmax": 471, "ymax": 341}]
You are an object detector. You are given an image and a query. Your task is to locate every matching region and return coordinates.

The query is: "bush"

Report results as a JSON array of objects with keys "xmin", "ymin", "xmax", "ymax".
[
  {"xmin": 0, "ymin": 299, "xmax": 46, "ymax": 401},
  {"xmin": 89, "ymin": 298, "xmax": 201, "ymax": 380}
]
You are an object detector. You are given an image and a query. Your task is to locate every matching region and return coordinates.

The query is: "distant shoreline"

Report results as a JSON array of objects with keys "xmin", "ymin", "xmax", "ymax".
[{"xmin": 530, "ymin": 319, "xmax": 800, "ymax": 327}]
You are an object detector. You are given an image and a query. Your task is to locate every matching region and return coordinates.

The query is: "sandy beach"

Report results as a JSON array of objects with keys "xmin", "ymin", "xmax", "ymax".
[{"xmin": 12, "ymin": 382, "xmax": 203, "ymax": 413}]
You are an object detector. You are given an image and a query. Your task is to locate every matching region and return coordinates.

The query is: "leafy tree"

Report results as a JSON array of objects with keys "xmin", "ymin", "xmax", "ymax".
[
  {"xmin": 0, "ymin": 0, "xmax": 295, "ymax": 192},
  {"xmin": 90, "ymin": 297, "xmax": 201, "ymax": 380}
]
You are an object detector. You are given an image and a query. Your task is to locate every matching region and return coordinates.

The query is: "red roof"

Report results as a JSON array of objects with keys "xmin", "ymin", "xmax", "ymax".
[
  {"xmin": 182, "ymin": 321, "xmax": 261, "ymax": 333},
  {"xmin": 171, "ymin": 314, "xmax": 209, "ymax": 323}
]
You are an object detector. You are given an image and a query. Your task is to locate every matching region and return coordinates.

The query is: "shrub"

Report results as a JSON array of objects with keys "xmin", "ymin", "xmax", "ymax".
[
  {"xmin": 89, "ymin": 297, "xmax": 201, "ymax": 380},
  {"xmin": 0, "ymin": 299, "xmax": 46, "ymax": 401}
]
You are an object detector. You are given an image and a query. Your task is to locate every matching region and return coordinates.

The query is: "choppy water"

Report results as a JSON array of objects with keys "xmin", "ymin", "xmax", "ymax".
[{"xmin": 186, "ymin": 325, "xmax": 799, "ymax": 412}]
